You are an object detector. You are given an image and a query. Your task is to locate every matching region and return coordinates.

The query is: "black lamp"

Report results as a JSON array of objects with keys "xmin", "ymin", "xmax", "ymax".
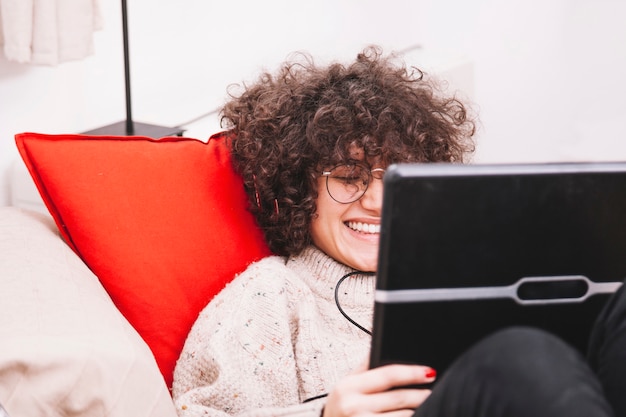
[{"xmin": 82, "ymin": 0, "xmax": 184, "ymax": 137}]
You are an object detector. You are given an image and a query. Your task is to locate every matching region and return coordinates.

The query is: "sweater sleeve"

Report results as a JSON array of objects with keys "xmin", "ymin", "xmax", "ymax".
[{"xmin": 172, "ymin": 258, "xmax": 326, "ymax": 417}]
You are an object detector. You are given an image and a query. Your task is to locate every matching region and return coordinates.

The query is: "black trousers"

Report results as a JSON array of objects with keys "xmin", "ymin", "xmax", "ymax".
[{"xmin": 414, "ymin": 281, "xmax": 626, "ymax": 417}]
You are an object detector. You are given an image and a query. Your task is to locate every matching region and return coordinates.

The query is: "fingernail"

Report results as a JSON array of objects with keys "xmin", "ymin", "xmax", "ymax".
[{"xmin": 425, "ymin": 367, "xmax": 437, "ymax": 379}]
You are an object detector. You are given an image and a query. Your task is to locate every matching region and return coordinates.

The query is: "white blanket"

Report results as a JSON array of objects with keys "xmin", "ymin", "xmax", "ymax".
[
  {"xmin": 0, "ymin": 208, "xmax": 177, "ymax": 417},
  {"xmin": 0, "ymin": 0, "xmax": 103, "ymax": 65}
]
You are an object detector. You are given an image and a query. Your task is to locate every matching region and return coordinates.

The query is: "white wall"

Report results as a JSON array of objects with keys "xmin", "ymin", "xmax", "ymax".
[
  {"xmin": 418, "ymin": 0, "xmax": 626, "ymax": 163},
  {"xmin": 1, "ymin": 0, "xmax": 625, "ymax": 206}
]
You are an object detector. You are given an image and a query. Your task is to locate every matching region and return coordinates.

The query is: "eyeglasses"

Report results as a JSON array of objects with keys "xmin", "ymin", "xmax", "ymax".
[{"xmin": 321, "ymin": 163, "xmax": 386, "ymax": 204}]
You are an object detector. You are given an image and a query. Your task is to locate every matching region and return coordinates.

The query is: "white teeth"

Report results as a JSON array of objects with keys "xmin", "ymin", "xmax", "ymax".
[{"xmin": 347, "ymin": 221, "xmax": 381, "ymax": 234}]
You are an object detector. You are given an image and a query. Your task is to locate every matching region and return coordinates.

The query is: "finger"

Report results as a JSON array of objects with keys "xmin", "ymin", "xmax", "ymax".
[
  {"xmin": 353, "ymin": 364, "xmax": 436, "ymax": 393},
  {"xmin": 360, "ymin": 387, "xmax": 432, "ymax": 414},
  {"xmin": 368, "ymin": 409, "xmax": 421, "ymax": 417},
  {"xmin": 324, "ymin": 387, "xmax": 431, "ymax": 417},
  {"xmin": 382, "ymin": 410, "xmax": 422, "ymax": 417}
]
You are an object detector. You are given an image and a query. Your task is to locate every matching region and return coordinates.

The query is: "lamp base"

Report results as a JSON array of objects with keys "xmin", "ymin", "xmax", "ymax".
[{"xmin": 81, "ymin": 121, "xmax": 185, "ymax": 138}]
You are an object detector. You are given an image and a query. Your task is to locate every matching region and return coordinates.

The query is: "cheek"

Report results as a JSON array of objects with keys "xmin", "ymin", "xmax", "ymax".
[
  {"xmin": 310, "ymin": 211, "xmax": 332, "ymax": 246},
  {"xmin": 310, "ymin": 196, "xmax": 345, "ymax": 249}
]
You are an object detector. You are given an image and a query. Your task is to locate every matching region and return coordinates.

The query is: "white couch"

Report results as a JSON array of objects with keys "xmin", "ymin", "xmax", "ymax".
[
  {"xmin": 0, "ymin": 169, "xmax": 178, "ymax": 417},
  {"xmin": 1, "ymin": 130, "xmax": 271, "ymax": 417}
]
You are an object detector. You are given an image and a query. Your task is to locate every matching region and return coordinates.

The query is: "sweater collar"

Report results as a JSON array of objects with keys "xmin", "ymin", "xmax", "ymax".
[{"xmin": 286, "ymin": 246, "xmax": 376, "ymax": 305}]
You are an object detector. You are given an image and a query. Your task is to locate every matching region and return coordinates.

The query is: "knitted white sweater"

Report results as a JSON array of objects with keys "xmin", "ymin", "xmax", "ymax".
[{"xmin": 172, "ymin": 246, "xmax": 375, "ymax": 416}]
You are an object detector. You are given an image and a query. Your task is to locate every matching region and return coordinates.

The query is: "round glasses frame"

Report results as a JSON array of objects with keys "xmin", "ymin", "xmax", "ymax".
[{"xmin": 321, "ymin": 163, "xmax": 386, "ymax": 204}]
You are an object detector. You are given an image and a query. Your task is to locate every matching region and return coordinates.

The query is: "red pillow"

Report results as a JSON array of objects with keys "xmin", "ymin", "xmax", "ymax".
[{"xmin": 15, "ymin": 131, "xmax": 271, "ymax": 389}]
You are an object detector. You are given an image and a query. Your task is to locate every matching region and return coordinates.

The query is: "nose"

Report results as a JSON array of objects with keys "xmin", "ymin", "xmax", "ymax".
[{"xmin": 360, "ymin": 177, "xmax": 383, "ymax": 213}]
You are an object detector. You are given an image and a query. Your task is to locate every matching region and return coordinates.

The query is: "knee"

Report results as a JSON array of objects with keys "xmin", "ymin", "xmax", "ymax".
[
  {"xmin": 469, "ymin": 326, "xmax": 584, "ymax": 377},
  {"xmin": 446, "ymin": 326, "xmax": 596, "ymax": 393},
  {"xmin": 422, "ymin": 326, "xmax": 612, "ymax": 417},
  {"xmin": 451, "ymin": 327, "xmax": 604, "ymax": 413},
  {"xmin": 479, "ymin": 326, "xmax": 573, "ymax": 359}
]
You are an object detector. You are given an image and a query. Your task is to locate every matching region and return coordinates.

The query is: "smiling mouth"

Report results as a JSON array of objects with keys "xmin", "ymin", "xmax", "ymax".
[{"xmin": 346, "ymin": 221, "xmax": 381, "ymax": 234}]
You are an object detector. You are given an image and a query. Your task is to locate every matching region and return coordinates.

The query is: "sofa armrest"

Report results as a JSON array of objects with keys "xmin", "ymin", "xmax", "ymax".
[{"xmin": 0, "ymin": 207, "xmax": 177, "ymax": 417}]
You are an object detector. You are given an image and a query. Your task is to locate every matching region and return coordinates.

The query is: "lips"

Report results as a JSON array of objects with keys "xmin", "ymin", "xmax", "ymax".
[{"xmin": 346, "ymin": 221, "xmax": 381, "ymax": 234}]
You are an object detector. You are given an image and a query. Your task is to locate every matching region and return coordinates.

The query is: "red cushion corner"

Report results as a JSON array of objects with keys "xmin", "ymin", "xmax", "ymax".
[{"xmin": 15, "ymin": 131, "xmax": 271, "ymax": 388}]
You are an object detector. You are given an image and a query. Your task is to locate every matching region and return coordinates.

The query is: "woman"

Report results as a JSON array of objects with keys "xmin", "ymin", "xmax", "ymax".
[{"xmin": 172, "ymin": 47, "xmax": 623, "ymax": 416}]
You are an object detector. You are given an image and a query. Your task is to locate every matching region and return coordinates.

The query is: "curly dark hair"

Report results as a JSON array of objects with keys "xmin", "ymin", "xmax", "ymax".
[{"xmin": 221, "ymin": 46, "xmax": 476, "ymax": 257}]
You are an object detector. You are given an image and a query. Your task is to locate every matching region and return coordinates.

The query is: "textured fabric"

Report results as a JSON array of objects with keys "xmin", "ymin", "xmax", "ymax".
[
  {"xmin": 0, "ymin": 0, "xmax": 103, "ymax": 65},
  {"xmin": 0, "ymin": 207, "xmax": 177, "ymax": 417},
  {"xmin": 172, "ymin": 246, "xmax": 375, "ymax": 416},
  {"xmin": 14, "ymin": 131, "xmax": 271, "ymax": 388}
]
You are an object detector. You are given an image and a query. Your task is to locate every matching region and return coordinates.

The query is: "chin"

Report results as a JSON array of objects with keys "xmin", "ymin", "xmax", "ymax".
[
  {"xmin": 334, "ymin": 237, "xmax": 379, "ymax": 271},
  {"xmin": 349, "ymin": 257, "xmax": 378, "ymax": 272},
  {"xmin": 360, "ymin": 265, "xmax": 377, "ymax": 273},
  {"xmin": 349, "ymin": 247, "xmax": 379, "ymax": 272}
]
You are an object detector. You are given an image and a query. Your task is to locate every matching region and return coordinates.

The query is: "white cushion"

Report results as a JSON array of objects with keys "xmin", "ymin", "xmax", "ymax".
[{"xmin": 0, "ymin": 207, "xmax": 177, "ymax": 417}]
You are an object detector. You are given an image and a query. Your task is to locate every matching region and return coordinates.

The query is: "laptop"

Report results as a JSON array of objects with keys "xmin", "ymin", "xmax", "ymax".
[{"xmin": 369, "ymin": 162, "xmax": 626, "ymax": 379}]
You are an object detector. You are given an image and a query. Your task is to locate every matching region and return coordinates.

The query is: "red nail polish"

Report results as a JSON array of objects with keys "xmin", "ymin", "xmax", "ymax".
[{"xmin": 425, "ymin": 368, "xmax": 437, "ymax": 378}]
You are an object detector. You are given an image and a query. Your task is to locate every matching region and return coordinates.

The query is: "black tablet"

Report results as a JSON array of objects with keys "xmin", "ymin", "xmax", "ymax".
[{"xmin": 370, "ymin": 162, "xmax": 626, "ymax": 378}]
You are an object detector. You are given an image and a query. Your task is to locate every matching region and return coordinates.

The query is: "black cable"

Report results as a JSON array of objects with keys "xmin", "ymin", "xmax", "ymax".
[
  {"xmin": 302, "ymin": 270, "xmax": 375, "ymax": 405},
  {"xmin": 302, "ymin": 393, "xmax": 328, "ymax": 403},
  {"xmin": 173, "ymin": 107, "xmax": 220, "ymax": 129},
  {"xmin": 334, "ymin": 270, "xmax": 374, "ymax": 336}
]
